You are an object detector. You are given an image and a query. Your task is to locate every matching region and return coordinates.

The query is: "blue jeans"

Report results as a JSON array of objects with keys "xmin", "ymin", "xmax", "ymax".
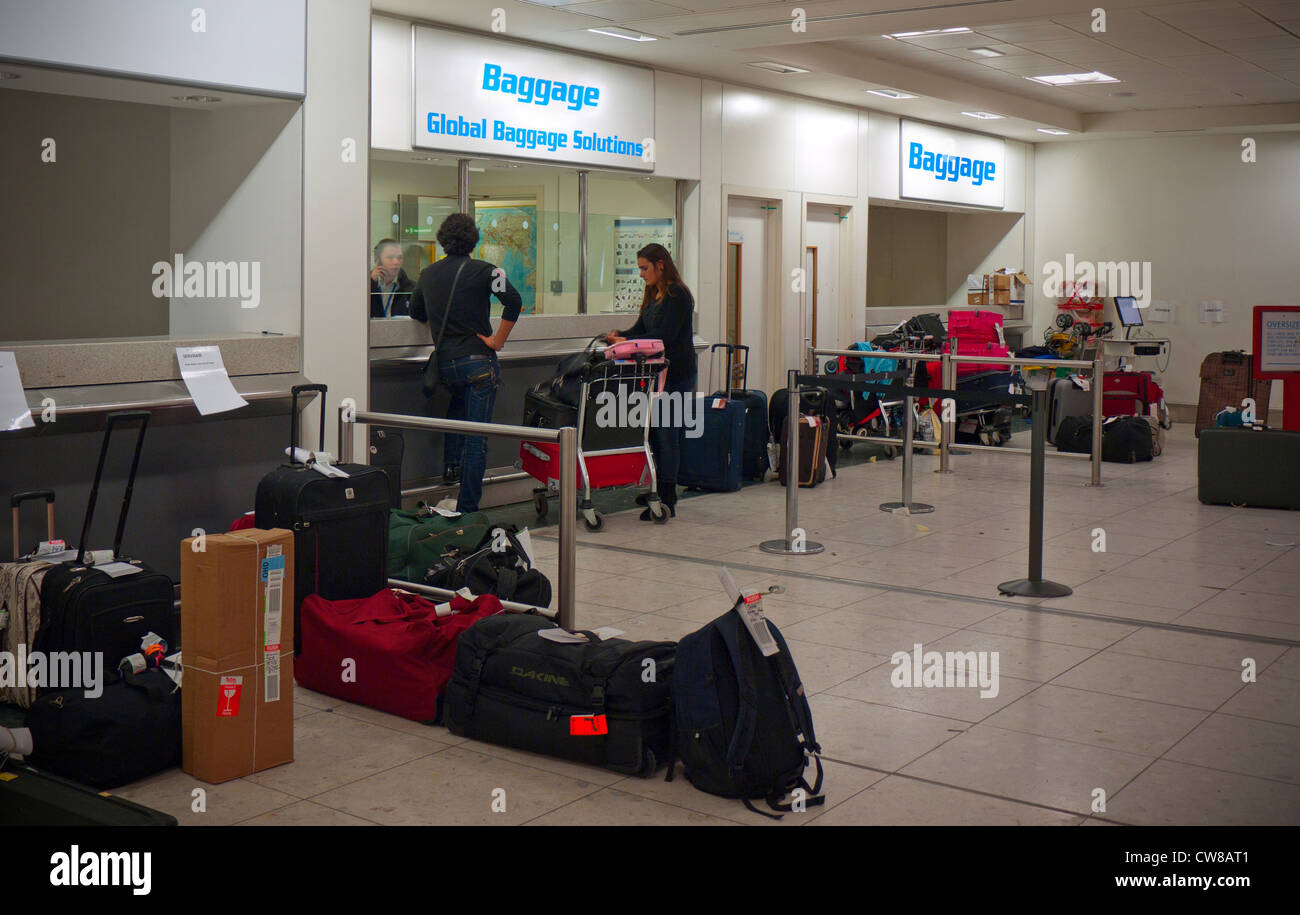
[
  {"xmin": 651, "ymin": 372, "xmax": 697, "ymax": 487},
  {"xmin": 439, "ymin": 352, "xmax": 500, "ymax": 513}
]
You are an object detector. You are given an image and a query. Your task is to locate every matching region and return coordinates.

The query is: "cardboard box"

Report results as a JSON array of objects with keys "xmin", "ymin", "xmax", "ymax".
[
  {"xmin": 967, "ymin": 292, "xmax": 989, "ymax": 306},
  {"xmin": 991, "ymin": 289, "xmax": 1012, "ymax": 306},
  {"xmin": 990, "ymin": 273, "xmax": 1012, "ymax": 291},
  {"xmin": 181, "ymin": 528, "xmax": 294, "ymax": 784}
]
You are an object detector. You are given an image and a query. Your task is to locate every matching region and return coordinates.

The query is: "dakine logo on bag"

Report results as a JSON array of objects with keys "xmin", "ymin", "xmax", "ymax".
[
  {"xmin": 0, "ymin": 648, "xmax": 104, "ymax": 698},
  {"xmin": 49, "ymin": 846, "xmax": 152, "ymax": 895},
  {"xmin": 509, "ymin": 666, "xmax": 569, "ymax": 687}
]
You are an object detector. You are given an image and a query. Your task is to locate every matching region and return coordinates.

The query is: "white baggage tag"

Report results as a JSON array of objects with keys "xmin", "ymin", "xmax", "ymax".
[
  {"xmin": 737, "ymin": 591, "xmax": 780, "ymax": 657},
  {"xmin": 515, "ymin": 527, "xmax": 535, "ymax": 565},
  {"xmin": 96, "ymin": 561, "xmax": 143, "ymax": 578},
  {"xmin": 456, "ymin": 587, "xmax": 475, "ymax": 600},
  {"xmin": 538, "ymin": 629, "xmax": 589, "ymax": 644},
  {"xmin": 590, "ymin": 627, "xmax": 625, "ymax": 641},
  {"xmin": 434, "ymin": 507, "xmax": 462, "ymax": 518},
  {"xmin": 711, "ymin": 398, "xmax": 727, "ymax": 410},
  {"xmin": 35, "ymin": 539, "xmax": 67, "ymax": 556}
]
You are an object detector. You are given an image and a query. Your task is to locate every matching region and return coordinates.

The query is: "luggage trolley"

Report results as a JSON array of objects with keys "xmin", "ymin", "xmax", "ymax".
[{"xmin": 521, "ymin": 351, "xmax": 670, "ymax": 531}]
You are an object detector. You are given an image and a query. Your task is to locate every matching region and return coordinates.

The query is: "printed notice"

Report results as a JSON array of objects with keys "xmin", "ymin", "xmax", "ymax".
[
  {"xmin": 1259, "ymin": 309, "xmax": 1300, "ymax": 374},
  {"xmin": 0, "ymin": 352, "xmax": 35, "ymax": 431},
  {"xmin": 176, "ymin": 345, "xmax": 248, "ymax": 415}
]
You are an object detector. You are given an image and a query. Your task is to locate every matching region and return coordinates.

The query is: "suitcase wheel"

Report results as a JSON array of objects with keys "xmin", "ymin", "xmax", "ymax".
[
  {"xmin": 647, "ymin": 502, "xmax": 669, "ymax": 524},
  {"xmin": 532, "ymin": 489, "xmax": 549, "ymax": 520}
]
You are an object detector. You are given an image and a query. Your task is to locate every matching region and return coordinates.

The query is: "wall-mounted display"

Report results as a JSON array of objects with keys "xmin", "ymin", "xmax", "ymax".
[{"xmin": 611, "ymin": 217, "xmax": 674, "ymax": 313}]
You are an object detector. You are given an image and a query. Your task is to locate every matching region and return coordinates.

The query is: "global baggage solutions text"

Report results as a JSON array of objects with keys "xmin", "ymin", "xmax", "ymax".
[{"xmin": 426, "ymin": 112, "xmax": 645, "ymax": 160}]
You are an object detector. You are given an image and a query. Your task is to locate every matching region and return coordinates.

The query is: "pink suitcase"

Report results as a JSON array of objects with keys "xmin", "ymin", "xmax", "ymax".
[
  {"xmin": 947, "ymin": 310, "xmax": 1004, "ymax": 346},
  {"xmin": 604, "ymin": 338, "xmax": 664, "ymax": 360},
  {"xmin": 943, "ymin": 338, "xmax": 1012, "ymax": 376}
]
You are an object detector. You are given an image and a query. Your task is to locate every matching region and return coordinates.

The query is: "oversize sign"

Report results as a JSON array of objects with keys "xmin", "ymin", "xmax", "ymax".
[
  {"xmin": 899, "ymin": 120, "xmax": 1006, "ymax": 208},
  {"xmin": 412, "ymin": 26, "xmax": 655, "ymax": 171}
]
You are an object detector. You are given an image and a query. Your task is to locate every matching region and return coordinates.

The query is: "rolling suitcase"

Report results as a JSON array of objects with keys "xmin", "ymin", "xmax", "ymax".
[
  {"xmin": 1196, "ymin": 351, "xmax": 1271, "ymax": 437},
  {"xmin": 771, "ymin": 385, "xmax": 836, "ymax": 482},
  {"xmin": 255, "ymin": 384, "xmax": 390, "ymax": 653},
  {"xmin": 703, "ymin": 344, "xmax": 770, "ymax": 482},
  {"xmin": 2, "ymin": 491, "xmax": 62, "ymax": 708},
  {"xmin": 0, "ymin": 761, "xmax": 178, "ymax": 826},
  {"xmin": 1102, "ymin": 370, "xmax": 1166, "ymax": 420},
  {"xmin": 1047, "ymin": 377, "xmax": 1093, "ymax": 444},
  {"xmin": 679, "ymin": 345, "xmax": 750, "ymax": 492},
  {"xmin": 778, "ymin": 415, "xmax": 831, "ymax": 487},
  {"xmin": 33, "ymin": 411, "xmax": 175, "ymax": 670},
  {"xmin": 523, "ymin": 386, "xmax": 577, "ymax": 431},
  {"xmin": 369, "ymin": 427, "xmax": 405, "ymax": 508},
  {"xmin": 1198, "ymin": 428, "xmax": 1300, "ymax": 510},
  {"xmin": 444, "ymin": 613, "xmax": 676, "ymax": 776},
  {"xmin": 296, "ymin": 590, "xmax": 504, "ymax": 723}
]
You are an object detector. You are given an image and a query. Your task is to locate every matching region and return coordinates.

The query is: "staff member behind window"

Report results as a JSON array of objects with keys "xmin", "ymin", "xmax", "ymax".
[
  {"xmin": 605, "ymin": 243, "xmax": 697, "ymax": 521},
  {"xmin": 412, "ymin": 213, "xmax": 522, "ymax": 513},
  {"xmin": 369, "ymin": 238, "xmax": 417, "ymax": 317}
]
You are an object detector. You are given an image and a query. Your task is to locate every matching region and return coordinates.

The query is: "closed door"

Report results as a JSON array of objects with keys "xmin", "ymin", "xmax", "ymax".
[
  {"xmin": 806, "ymin": 206, "xmax": 842, "ymax": 351},
  {"xmin": 727, "ymin": 198, "xmax": 769, "ymax": 391}
]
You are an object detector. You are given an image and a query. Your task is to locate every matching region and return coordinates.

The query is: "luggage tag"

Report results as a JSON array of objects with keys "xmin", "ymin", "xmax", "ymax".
[
  {"xmin": 34, "ymin": 539, "xmax": 67, "ymax": 556},
  {"xmin": 570, "ymin": 714, "xmax": 608, "ymax": 736},
  {"xmin": 95, "ymin": 561, "xmax": 143, "ymax": 578},
  {"xmin": 717, "ymin": 567, "xmax": 779, "ymax": 657},
  {"xmin": 538, "ymin": 629, "xmax": 588, "ymax": 644}
]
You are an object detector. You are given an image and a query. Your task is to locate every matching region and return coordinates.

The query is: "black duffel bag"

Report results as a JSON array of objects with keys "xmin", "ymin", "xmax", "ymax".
[
  {"xmin": 25, "ymin": 668, "xmax": 181, "ymax": 789},
  {"xmin": 544, "ymin": 335, "xmax": 606, "ymax": 406},
  {"xmin": 426, "ymin": 526, "xmax": 552, "ymax": 608},
  {"xmin": 1056, "ymin": 414, "xmax": 1154, "ymax": 463},
  {"xmin": 444, "ymin": 614, "xmax": 676, "ymax": 776}
]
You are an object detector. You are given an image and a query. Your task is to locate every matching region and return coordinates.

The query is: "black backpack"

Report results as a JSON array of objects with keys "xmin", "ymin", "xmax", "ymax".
[
  {"xmin": 669, "ymin": 602, "xmax": 824, "ymax": 818},
  {"xmin": 542, "ymin": 335, "xmax": 606, "ymax": 406},
  {"xmin": 425, "ymin": 526, "xmax": 552, "ymax": 608}
]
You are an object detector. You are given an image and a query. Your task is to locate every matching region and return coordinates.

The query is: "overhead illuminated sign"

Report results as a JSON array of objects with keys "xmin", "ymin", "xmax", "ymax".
[{"xmin": 899, "ymin": 119, "xmax": 1006, "ymax": 208}]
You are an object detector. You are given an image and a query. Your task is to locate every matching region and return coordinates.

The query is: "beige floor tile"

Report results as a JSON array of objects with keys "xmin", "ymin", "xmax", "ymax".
[
  {"xmin": 523, "ymin": 787, "xmax": 739, "ymax": 826},
  {"xmin": 242, "ymin": 710, "xmax": 448, "ymax": 798},
  {"xmin": 826, "ymin": 659, "xmax": 1039, "ymax": 723},
  {"xmin": 453, "ymin": 736, "xmax": 630, "ymax": 786},
  {"xmin": 1107, "ymin": 760, "xmax": 1300, "ymax": 826},
  {"xmin": 847, "ymin": 591, "xmax": 1008, "ymax": 628},
  {"xmin": 294, "ymin": 684, "xmax": 347, "ymax": 712},
  {"xmin": 967, "ymin": 608, "xmax": 1139, "ymax": 649},
  {"xmin": 1172, "ymin": 611, "xmax": 1300, "ymax": 642},
  {"xmin": 310, "ymin": 745, "xmax": 603, "ymax": 825},
  {"xmin": 1106, "ymin": 627, "xmax": 1287, "ymax": 670},
  {"xmin": 809, "ymin": 693, "xmax": 968, "ymax": 771},
  {"xmin": 327, "ymin": 700, "xmax": 463, "ymax": 742},
  {"xmin": 1068, "ymin": 574, "xmax": 1223, "ymax": 611},
  {"xmin": 237, "ymin": 800, "xmax": 378, "ymax": 826},
  {"xmin": 569, "ymin": 602, "xmax": 646, "ymax": 630},
  {"xmin": 1267, "ymin": 648, "xmax": 1300, "ymax": 681},
  {"xmin": 930, "ymin": 559, "xmax": 1101, "ymax": 591},
  {"xmin": 780, "ymin": 607, "xmax": 958, "ymax": 656},
  {"xmin": 1164, "ymin": 713, "xmax": 1300, "ymax": 784},
  {"xmin": 1231, "ymin": 568, "xmax": 1300, "ymax": 597},
  {"xmin": 1145, "ymin": 539, "xmax": 1288, "ymax": 569},
  {"xmin": 1106, "ymin": 556, "xmax": 1255, "ymax": 588},
  {"xmin": 1046, "ymin": 527, "xmax": 1170, "ymax": 557},
  {"xmin": 784, "ymin": 639, "xmax": 890, "ymax": 694},
  {"xmin": 1053, "ymin": 651, "xmax": 1246, "ymax": 710},
  {"xmin": 983, "ymin": 684, "xmax": 1207, "ymax": 756},
  {"xmin": 810, "ymin": 775, "xmax": 1085, "ymax": 826},
  {"xmin": 577, "ymin": 578, "xmax": 717, "ymax": 614},
  {"xmin": 924, "ymin": 629, "xmax": 1099, "ymax": 682},
  {"xmin": 112, "ymin": 768, "xmax": 300, "ymax": 826},
  {"xmin": 1218, "ymin": 674, "xmax": 1300, "ymax": 727},
  {"xmin": 603, "ymin": 612, "xmax": 707, "ymax": 642},
  {"xmin": 899, "ymin": 725, "xmax": 1153, "ymax": 816},
  {"xmin": 747, "ymin": 572, "xmax": 883, "ymax": 609}
]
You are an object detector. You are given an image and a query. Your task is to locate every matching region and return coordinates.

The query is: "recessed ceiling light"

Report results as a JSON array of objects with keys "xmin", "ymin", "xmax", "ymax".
[
  {"xmin": 1027, "ymin": 71, "xmax": 1118, "ymax": 86},
  {"xmin": 1037, "ymin": 128, "xmax": 1069, "ymax": 135},
  {"xmin": 0, "ymin": 71, "xmax": 21, "ymax": 80},
  {"xmin": 588, "ymin": 27, "xmax": 656, "ymax": 42},
  {"xmin": 867, "ymin": 89, "xmax": 916, "ymax": 99},
  {"xmin": 748, "ymin": 61, "xmax": 809, "ymax": 75},
  {"xmin": 961, "ymin": 111, "xmax": 1003, "ymax": 120},
  {"xmin": 886, "ymin": 27, "xmax": 971, "ymax": 39},
  {"xmin": 968, "ymin": 47, "xmax": 1004, "ymax": 58},
  {"xmin": 172, "ymin": 94, "xmax": 222, "ymax": 103}
]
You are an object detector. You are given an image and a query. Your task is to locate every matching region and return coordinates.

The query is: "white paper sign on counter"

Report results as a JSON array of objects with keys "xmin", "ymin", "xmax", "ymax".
[
  {"xmin": 176, "ymin": 346, "xmax": 248, "ymax": 415},
  {"xmin": 0, "ymin": 352, "xmax": 35, "ymax": 431}
]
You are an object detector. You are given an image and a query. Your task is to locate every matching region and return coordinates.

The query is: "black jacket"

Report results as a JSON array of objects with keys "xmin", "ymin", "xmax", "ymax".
[
  {"xmin": 620, "ymin": 284, "xmax": 697, "ymax": 388},
  {"xmin": 369, "ymin": 268, "xmax": 417, "ymax": 317},
  {"xmin": 412, "ymin": 256, "xmax": 524, "ymax": 361}
]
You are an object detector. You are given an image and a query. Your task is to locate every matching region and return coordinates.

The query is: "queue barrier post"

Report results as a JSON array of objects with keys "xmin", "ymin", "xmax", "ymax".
[
  {"xmin": 879, "ymin": 393, "xmax": 935, "ymax": 515},
  {"xmin": 761, "ymin": 369, "xmax": 824, "ymax": 556}
]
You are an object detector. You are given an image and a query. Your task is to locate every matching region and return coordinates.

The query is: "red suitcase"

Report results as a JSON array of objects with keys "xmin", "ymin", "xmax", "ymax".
[
  {"xmin": 1102, "ymin": 371, "xmax": 1166, "ymax": 419},
  {"xmin": 947, "ymin": 309, "xmax": 1005, "ymax": 346},
  {"xmin": 943, "ymin": 338, "xmax": 1012, "ymax": 376},
  {"xmin": 295, "ymin": 589, "xmax": 504, "ymax": 722}
]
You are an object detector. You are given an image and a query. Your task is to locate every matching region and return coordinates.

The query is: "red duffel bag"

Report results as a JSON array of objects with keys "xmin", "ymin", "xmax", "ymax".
[{"xmin": 295, "ymin": 588, "xmax": 504, "ymax": 722}]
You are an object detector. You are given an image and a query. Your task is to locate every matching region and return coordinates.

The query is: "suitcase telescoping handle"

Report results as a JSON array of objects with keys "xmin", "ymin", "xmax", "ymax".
[
  {"xmin": 76, "ymin": 410, "xmax": 150, "ymax": 566},
  {"xmin": 289, "ymin": 383, "xmax": 328, "ymax": 464},
  {"xmin": 10, "ymin": 489, "xmax": 55, "ymax": 561},
  {"xmin": 709, "ymin": 342, "xmax": 749, "ymax": 395}
]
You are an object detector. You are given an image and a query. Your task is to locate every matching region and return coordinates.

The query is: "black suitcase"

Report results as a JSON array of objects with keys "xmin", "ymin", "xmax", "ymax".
[
  {"xmin": 24, "ymin": 668, "xmax": 181, "ymax": 789},
  {"xmin": 33, "ymin": 411, "xmax": 175, "ymax": 668},
  {"xmin": 0, "ymin": 761, "xmax": 177, "ymax": 826},
  {"xmin": 1198, "ymin": 427, "xmax": 1300, "ymax": 510},
  {"xmin": 369, "ymin": 427, "xmax": 405, "ymax": 508},
  {"xmin": 523, "ymin": 386, "xmax": 578, "ymax": 430},
  {"xmin": 702, "ymin": 343, "xmax": 770, "ymax": 482},
  {"xmin": 255, "ymin": 384, "xmax": 390, "ymax": 653},
  {"xmin": 1056, "ymin": 414, "xmax": 1154, "ymax": 463},
  {"xmin": 444, "ymin": 614, "xmax": 676, "ymax": 776}
]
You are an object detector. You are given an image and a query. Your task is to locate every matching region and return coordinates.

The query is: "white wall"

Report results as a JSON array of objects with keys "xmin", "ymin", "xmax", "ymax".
[
  {"xmin": 1034, "ymin": 132, "xmax": 1299, "ymax": 408},
  {"xmin": 302, "ymin": 0, "xmax": 372, "ymax": 458},
  {"xmin": 0, "ymin": 0, "xmax": 305, "ymax": 96}
]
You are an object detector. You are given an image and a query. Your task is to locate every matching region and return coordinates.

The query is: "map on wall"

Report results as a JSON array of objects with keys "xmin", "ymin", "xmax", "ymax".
[{"xmin": 473, "ymin": 202, "xmax": 538, "ymax": 314}]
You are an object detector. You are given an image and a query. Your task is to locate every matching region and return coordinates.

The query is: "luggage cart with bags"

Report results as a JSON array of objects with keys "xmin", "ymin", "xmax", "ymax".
[{"xmin": 521, "ymin": 347, "xmax": 669, "ymax": 530}]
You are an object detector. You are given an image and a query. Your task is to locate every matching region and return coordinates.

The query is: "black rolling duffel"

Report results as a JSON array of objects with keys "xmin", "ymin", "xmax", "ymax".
[
  {"xmin": 444, "ymin": 614, "xmax": 676, "ymax": 776},
  {"xmin": 33, "ymin": 411, "xmax": 175, "ymax": 667},
  {"xmin": 255, "ymin": 384, "xmax": 390, "ymax": 652}
]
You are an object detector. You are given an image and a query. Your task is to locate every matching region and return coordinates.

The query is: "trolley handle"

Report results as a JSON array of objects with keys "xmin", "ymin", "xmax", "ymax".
[{"xmin": 10, "ymin": 490, "xmax": 55, "ymax": 561}]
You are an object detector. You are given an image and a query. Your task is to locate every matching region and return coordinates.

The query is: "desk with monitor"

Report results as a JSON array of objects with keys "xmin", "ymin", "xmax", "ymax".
[{"xmin": 1101, "ymin": 296, "xmax": 1170, "ymax": 366}]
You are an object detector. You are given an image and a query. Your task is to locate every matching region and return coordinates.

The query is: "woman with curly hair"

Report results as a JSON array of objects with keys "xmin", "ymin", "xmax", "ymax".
[{"xmin": 412, "ymin": 212, "xmax": 523, "ymax": 513}]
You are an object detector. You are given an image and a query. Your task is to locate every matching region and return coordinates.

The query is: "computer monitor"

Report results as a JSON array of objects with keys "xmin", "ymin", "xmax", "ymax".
[{"xmin": 1114, "ymin": 296, "xmax": 1144, "ymax": 328}]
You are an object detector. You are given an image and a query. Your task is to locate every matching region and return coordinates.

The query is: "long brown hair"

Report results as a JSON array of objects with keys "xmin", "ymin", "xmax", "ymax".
[{"xmin": 638, "ymin": 243, "xmax": 691, "ymax": 311}]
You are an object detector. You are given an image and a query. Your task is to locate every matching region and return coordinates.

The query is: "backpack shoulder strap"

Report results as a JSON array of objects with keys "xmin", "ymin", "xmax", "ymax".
[{"xmin": 715, "ymin": 606, "xmax": 761, "ymax": 779}]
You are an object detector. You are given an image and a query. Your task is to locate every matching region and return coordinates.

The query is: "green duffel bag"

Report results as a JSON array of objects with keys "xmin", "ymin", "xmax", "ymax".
[{"xmin": 388, "ymin": 506, "xmax": 492, "ymax": 583}]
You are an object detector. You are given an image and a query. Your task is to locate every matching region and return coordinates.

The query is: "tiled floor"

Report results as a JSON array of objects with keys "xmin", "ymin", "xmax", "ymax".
[{"xmin": 114, "ymin": 424, "xmax": 1300, "ymax": 825}]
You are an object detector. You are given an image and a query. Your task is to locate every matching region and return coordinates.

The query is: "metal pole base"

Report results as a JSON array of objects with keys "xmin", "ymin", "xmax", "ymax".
[
  {"xmin": 879, "ymin": 501, "xmax": 935, "ymax": 514},
  {"xmin": 997, "ymin": 578, "xmax": 1073, "ymax": 598},
  {"xmin": 759, "ymin": 539, "xmax": 825, "ymax": 555},
  {"xmin": 1084, "ymin": 482, "xmax": 1104, "ymax": 488},
  {"xmin": 933, "ymin": 469, "xmax": 954, "ymax": 475}
]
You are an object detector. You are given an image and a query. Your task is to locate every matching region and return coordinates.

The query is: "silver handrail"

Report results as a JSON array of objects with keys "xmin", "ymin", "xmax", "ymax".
[{"xmin": 340, "ymin": 408, "xmax": 578, "ymax": 629}]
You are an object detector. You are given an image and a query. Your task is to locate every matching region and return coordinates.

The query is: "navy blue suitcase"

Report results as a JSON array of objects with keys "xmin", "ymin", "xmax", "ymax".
[{"xmin": 680, "ymin": 344, "xmax": 751, "ymax": 492}]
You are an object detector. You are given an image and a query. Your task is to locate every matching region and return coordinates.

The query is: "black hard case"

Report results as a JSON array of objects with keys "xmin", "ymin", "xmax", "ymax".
[{"xmin": 0, "ymin": 762, "xmax": 177, "ymax": 826}]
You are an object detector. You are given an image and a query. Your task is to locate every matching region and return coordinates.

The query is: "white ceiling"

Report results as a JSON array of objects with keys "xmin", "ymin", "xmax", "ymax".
[{"xmin": 375, "ymin": 0, "xmax": 1300, "ymax": 140}]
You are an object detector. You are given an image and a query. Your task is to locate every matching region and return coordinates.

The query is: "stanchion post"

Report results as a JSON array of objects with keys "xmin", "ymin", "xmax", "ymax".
[
  {"xmin": 938, "ymin": 352, "xmax": 953, "ymax": 473},
  {"xmin": 1089, "ymin": 355, "xmax": 1104, "ymax": 487},
  {"xmin": 338, "ymin": 405, "xmax": 354, "ymax": 463},
  {"xmin": 557, "ymin": 424, "xmax": 578, "ymax": 629},
  {"xmin": 880, "ymin": 393, "xmax": 934, "ymax": 515},
  {"xmin": 761, "ymin": 369, "xmax": 823, "ymax": 555},
  {"xmin": 999, "ymin": 382, "xmax": 1072, "ymax": 597}
]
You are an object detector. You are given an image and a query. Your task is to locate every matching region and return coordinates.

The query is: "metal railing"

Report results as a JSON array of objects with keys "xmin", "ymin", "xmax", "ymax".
[
  {"xmin": 813, "ymin": 348, "xmax": 1106, "ymax": 487},
  {"xmin": 339, "ymin": 409, "xmax": 578, "ymax": 629}
]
